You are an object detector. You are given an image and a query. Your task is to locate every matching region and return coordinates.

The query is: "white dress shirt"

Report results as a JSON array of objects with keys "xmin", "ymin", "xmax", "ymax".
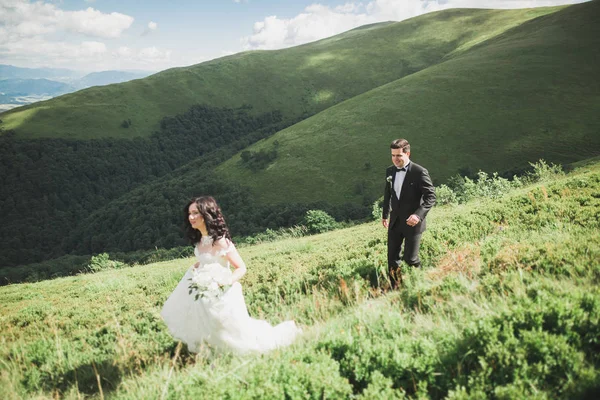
[{"xmin": 394, "ymin": 162, "xmax": 410, "ymax": 199}]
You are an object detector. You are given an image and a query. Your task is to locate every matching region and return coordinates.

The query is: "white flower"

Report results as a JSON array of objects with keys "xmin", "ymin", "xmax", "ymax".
[
  {"xmin": 386, "ymin": 176, "xmax": 393, "ymax": 189},
  {"xmin": 188, "ymin": 262, "xmax": 233, "ymax": 300}
]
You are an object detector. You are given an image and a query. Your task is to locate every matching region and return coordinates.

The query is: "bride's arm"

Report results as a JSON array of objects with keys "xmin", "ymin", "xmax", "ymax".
[
  {"xmin": 228, "ymin": 249, "xmax": 247, "ymax": 283},
  {"xmin": 217, "ymin": 238, "xmax": 247, "ymax": 283}
]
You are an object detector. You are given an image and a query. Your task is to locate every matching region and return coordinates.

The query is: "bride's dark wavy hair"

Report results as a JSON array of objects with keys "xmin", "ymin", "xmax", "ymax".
[{"xmin": 184, "ymin": 196, "xmax": 232, "ymax": 245}]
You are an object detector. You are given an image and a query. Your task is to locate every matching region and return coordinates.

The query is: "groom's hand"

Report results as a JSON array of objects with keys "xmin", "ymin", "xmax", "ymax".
[
  {"xmin": 382, "ymin": 219, "xmax": 389, "ymax": 228},
  {"xmin": 406, "ymin": 214, "xmax": 420, "ymax": 227}
]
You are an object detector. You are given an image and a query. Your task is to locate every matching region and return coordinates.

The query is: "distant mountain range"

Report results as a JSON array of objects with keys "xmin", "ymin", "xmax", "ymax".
[
  {"xmin": 0, "ymin": 64, "xmax": 82, "ymax": 80},
  {"xmin": 0, "ymin": 65, "xmax": 155, "ymax": 111},
  {"xmin": 75, "ymin": 70, "xmax": 154, "ymax": 88}
]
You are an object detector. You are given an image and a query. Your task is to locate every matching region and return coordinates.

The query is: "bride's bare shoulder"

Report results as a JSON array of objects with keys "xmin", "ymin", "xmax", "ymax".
[{"xmin": 215, "ymin": 237, "xmax": 235, "ymax": 252}]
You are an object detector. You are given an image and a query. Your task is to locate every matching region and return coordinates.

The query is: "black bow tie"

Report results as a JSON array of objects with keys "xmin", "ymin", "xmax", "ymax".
[{"xmin": 395, "ymin": 167, "xmax": 406, "ymax": 172}]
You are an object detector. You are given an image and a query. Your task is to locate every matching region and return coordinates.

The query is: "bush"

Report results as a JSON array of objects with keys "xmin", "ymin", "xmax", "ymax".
[
  {"xmin": 357, "ymin": 371, "xmax": 408, "ymax": 399},
  {"xmin": 241, "ymin": 225, "xmax": 309, "ymax": 245},
  {"xmin": 435, "ymin": 184, "xmax": 458, "ymax": 206},
  {"xmin": 442, "ymin": 171, "xmax": 522, "ymax": 204},
  {"xmin": 0, "ymin": 255, "xmax": 91, "ymax": 285},
  {"xmin": 303, "ymin": 210, "xmax": 339, "ymax": 234},
  {"xmin": 240, "ymin": 146, "xmax": 277, "ymax": 170},
  {"xmin": 371, "ymin": 196, "xmax": 384, "ymax": 221},
  {"xmin": 453, "ymin": 293, "xmax": 600, "ymax": 399},
  {"xmin": 527, "ymin": 159, "xmax": 564, "ymax": 183},
  {"xmin": 85, "ymin": 253, "xmax": 126, "ymax": 273}
]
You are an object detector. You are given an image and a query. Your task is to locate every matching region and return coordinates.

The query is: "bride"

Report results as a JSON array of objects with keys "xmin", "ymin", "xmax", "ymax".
[{"xmin": 161, "ymin": 196, "xmax": 301, "ymax": 354}]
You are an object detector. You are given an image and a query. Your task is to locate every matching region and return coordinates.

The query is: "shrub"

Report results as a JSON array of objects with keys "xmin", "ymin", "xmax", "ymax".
[
  {"xmin": 453, "ymin": 292, "xmax": 600, "ymax": 398},
  {"xmin": 1, "ymin": 255, "xmax": 91, "ymax": 285},
  {"xmin": 357, "ymin": 371, "xmax": 408, "ymax": 399},
  {"xmin": 435, "ymin": 184, "xmax": 457, "ymax": 206},
  {"xmin": 178, "ymin": 350, "xmax": 353, "ymax": 399},
  {"xmin": 85, "ymin": 253, "xmax": 126, "ymax": 273},
  {"xmin": 239, "ymin": 146, "xmax": 278, "ymax": 170},
  {"xmin": 303, "ymin": 210, "xmax": 339, "ymax": 234},
  {"xmin": 371, "ymin": 196, "xmax": 384, "ymax": 221},
  {"xmin": 443, "ymin": 171, "xmax": 522, "ymax": 204},
  {"xmin": 474, "ymin": 171, "xmax": 519, "ymax": 199},
  {"xmin": 240, "ymin": 225, "xmax": 309, "ymax": 245},
  {"xmin": 527, "ymin": 159, "xmax": 564, "ymax": 183}
]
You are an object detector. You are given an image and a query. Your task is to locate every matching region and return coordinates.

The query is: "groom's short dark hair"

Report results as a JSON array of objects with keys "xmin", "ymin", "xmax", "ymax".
[{"xmin": 391, "ymin": 138, "xmax": 410, "ymax": 153}]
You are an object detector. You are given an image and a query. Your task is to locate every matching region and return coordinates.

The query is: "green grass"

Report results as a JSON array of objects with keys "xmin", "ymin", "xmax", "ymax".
[
  {"xmin": 1, "ymin": 158, "xmax": 599, "ymax": 399},
  {"xmin": 216, "ymin": 1, "xmax": 600, "ymax": 207},
  {"xmin": 3, "ymin": 2, "xmax": 598, "ymax": 270},
  {"xmin": 0, "ymin": 6, "xmax": 565, "ymax": 139}
]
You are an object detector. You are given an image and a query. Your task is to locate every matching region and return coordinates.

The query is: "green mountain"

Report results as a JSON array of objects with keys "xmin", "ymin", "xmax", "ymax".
[
  {"xmin": 1, "ymin": 2, "xmax": 599, "ymax": 269},
  {"xmin": 0, "ymin": 67, "xmax": 157, "ymax": 112},
  {"xmin": 65, "ymin": 0, "xmax": 600, "ymax": 261},
  {"xmin": 0, "ymin": 6, "xmax": 560, "ymax": 139},
  {"xmin": 216, "ymin": 0, "xmax": 600, "ymax": 205}
]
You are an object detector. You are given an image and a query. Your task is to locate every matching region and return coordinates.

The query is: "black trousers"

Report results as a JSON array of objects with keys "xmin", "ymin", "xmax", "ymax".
[{"xmin": 387, "ymin": 224, "xmax": 422, "ymax": 288}]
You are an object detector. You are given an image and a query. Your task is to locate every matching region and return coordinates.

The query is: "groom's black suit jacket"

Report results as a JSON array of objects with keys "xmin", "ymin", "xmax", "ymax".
[{"xmin": 383, "ymin": 162, "xmax": 436, "ymax": 235}]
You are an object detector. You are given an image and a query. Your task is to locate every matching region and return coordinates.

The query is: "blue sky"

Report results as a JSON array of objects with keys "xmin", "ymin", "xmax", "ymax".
[{"xmin": 0, "ymin": 0, "xmax": 588, "ymax": 73}]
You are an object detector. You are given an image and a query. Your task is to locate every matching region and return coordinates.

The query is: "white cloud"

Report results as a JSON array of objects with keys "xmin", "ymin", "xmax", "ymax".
[
  {"xmin": 0, "ymin": 0, "xmax": 586, "ymax": 71},
  {"xmin": 13, "ymin": 20, "xmax": 55, "ymax": 36},
  {"xmin": 0, "ymin": 36, "xmax": 107, "ymax": 67},
  {"xmin": 111, "ymin": 46, "xmax": 172, "ymax": 66},
  {"xmin": 59, "ymin": 7, "xmax": 134, "ymax": 38},
  {"xmin": 334, "ymin": 3, "xmax": 361, "ymax": 13},
  {"xmin": 116, "ymin": 46, "xmax": 132, "ymax": 57},
  {"xmin": 80, "ymin": 41, "xmax": 108, "ymax": 56},
  {"xmin": 138, "ymin": 46, "xmax": 171, "ymax": 63},
  {"xmin": 142, "ymin": 21, "xmax": 158, "ymax": 36},
  {"xmin": 0, "ymin": 0, "xmax": 133, "ymax": 41},
  {"xmin": 242, "ymin": 0, "xmax": 586, "ymax": 50},
  {"xmin": 2, "ymin": 37, "xmax": 172, "ymax": 70},
  {"xmin": 242, "ymin": 5, "xmax": 374, "ymax": 50},
  {"xmin": 0, "ymin": 1, "xmax": 173, "ymax": 70}
]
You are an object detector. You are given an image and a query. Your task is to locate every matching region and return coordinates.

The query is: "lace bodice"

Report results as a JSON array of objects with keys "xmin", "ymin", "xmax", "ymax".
[{"xmin": 194, "ymin": 236, "xmax": 234, "ymax": 268}]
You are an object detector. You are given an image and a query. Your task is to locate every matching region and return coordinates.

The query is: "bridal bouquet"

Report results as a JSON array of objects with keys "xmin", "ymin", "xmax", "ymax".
[{"xmin": 188, "ymin": 263, "xmax": 233, "ymax": 300}]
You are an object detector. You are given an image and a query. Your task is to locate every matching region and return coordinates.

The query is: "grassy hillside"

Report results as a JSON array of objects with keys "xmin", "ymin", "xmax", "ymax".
[
  {"xmin": 0, "ymin": 105, "xmax": 290, "ymax": 268},
  {"xmin": 0, "ymin": 7, "xmax": 561, "ymax": 139},
  {"xmin": 1, "ymin": 158, "xmax": 598, "ymax": 399},
  {"xmin": 217, "ymin": 0, "xmax": 600, "ymax": 206},
  {"xmin": 12, "ymin": 1, "xmax": 595, "ymax": 270},
  {"xmin": 2, "ymin": 3, "xmax": 598, "ymax": 271}
]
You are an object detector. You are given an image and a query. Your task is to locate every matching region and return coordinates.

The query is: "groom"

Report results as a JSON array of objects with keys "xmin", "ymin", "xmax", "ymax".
[{"xmin": 382, "ymin": 138, "xmax": 436, "ymax": 289}]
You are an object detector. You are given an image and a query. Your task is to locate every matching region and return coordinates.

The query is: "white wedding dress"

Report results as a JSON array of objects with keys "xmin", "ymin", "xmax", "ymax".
[{"xmin": 161, "ymin": 236, "xmax": 301, "ymax": 354}]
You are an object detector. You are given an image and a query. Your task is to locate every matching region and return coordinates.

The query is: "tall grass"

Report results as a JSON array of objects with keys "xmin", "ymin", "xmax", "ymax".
[{"xmin": 1, "ymin": 159, "xmax": 599, "ymax": 399}]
